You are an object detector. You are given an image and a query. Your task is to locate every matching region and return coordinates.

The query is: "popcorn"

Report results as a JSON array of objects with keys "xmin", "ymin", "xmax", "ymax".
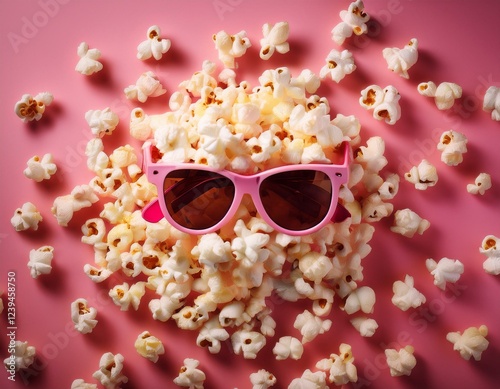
[
  {"xmin": 273, "ymin": 336, "xmax": 304, "ymax": 360},
  {"xmin": 134, "ymin": 331, "xmax": 165, "ymax": 362},
  {"xmin": 359, "ymin": 85, "xmax": 401, "ymax": 125},
  {"xmin": 385, "ymin": 345, "xmax": 417, "ymax": 376},
  {"xmin": 137, "ymin": 25, "xmax": 171, "ymax": 61},
  {"xmin": 467, "ymin": 173, "xmax": 492, "ymax": 195},
  {"xmin": 446, "ymin": 325, "xmax": 489, "ymax": 361},
  {"xmin": 316, "ymin": 343, "xmax": 358, "ymax": 385},
  {"xmin": 154, "ymin": 124, "xmax": 196, "ymax": 163},
  {"xmin": 288, "ymin": 369, "xmax": 327, "ymax": 389},
  {"xmin": 109, "ymin": 282, "xmax": 146, "ymax": 311},
  {"xmin": 124, "ymin": 71, "xmax": 166, "ymax": 102},
  {"xmin": 51, "ymin": 185, "xmax": 99, "ymax": 227},
  {"xmin": 27, "ymin": 245, "xmax": 54, "ymax": 278},
  {"xmin": 196, "ymin": 317, "xmax": 230, "ymax": 354},
  {"xmin": 319, "ymin": 49, "xmax": 356, "ymax": 83},
  {"xmin": 212, "ymin": 30, "xmax": 251, "ymax": 68},
  {"xmin": 479, "ymin": 235, "xmax": 500, "ymax": 275},
  {"xmin": 378, "ymin": 173, "xmax": 400, "ymax": 200},
  {"xmin": 437, "ymin": 129, "xmax": 468, "ymax": 166},
  {"xmin": 92, "ymin": 352, "xmax": 128, "ymax": 389},
  {"xmin": 85, "ymin": 138, "xmax": 109, "ymax": 172},
  {"xmin": 71, "ymin": 379, "xmax": 98, "ymax": 389},
  {"xmin": 343, "ymin": 286, "xmax": 376, "ymax": 314},
  {"xmin": 174, "ymin": 358, "xmax": 206, "ymax": 389},
  {"xmin": 3, "ymin": 340, "xmax": 36, "ymax": 371},
  {"xmin": 392, "ymin": 274, "xmax": 426, "ymax": 311},
  {"xmin": 250, "ymin": 369, "xmax": 277, "ymax": 389},
  {"xmin": 15, "ymin": 92, "xmax": 53, "ymax": 122},
  {"xmin": 219, "ymin": 300, "xmax": 250, "ymax": 327},
  {"xmin": 483, "ymin": 86, "xmax": 500, "ymax": 120},
  {"xmin": 149, "ymin": 295, "xmax": 183, "ymax": 322},
  {"xmin": 418, "ymin": 81, "xmax": 462, "ymax": 110},
  {"xmin": 71, "ymin": 298, "xmax": 98, "ymax": 334},
  {"xmin": 179, "ymin": 60, "xmax": 217, "ymax": 96},
  {"xmin": 361, "ymin": 193, "xmax": 393, "ymax": 222},
  {"xmin": 426, "ymin": 257, "xmax": 464, "ymax": 290},
  {"xmin": 298, "ymin": 251, "xmax": 333, "ymax": 284},
  {"xmin": 331, "ymin": 0, "xmax": 370, "ymax": 46},
  {"xmin": 382, "ymin": 38, "xmax": 418, "ymax": 79},
  {"xmin": 75, "ymin": 42, "xmax": 103, "ymax": 75},
  {"xmin": 85, "ymin": 108, "xmax": 119, "ymax": 138},
  {"xmin": 390, "ymin": 208, "xmax": 430, "ymax": 238},
  {"xmin": 231, "ymin": 219, "xmax": 271, "ymax": 267},
  {"xmin": 23, "ymin": 153, "xmax": 57, "ymax": 182},
  {"xmin": 260, "ymin": 21, "xmax": 290, "ymax": 60},
  {"xmin": 293, "ymin": 309, "xmax": 332, "ymax": 343},
  {"xmin": 404, "ymin": 159, "xmax": 438, "ymax": 190},
  {"xmin": 350, "ymin": 317, "xmax": 378, "ymax": 337},
  {"xmin": 231, "ymin": 329, "xmax": 267, "ymax": 359},
  {"xmin": 11, "ymin": 202, "xmax": 43, "ymax": 231}
]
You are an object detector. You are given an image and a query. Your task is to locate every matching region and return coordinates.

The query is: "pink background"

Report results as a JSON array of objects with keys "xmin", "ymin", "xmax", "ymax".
[{"xmin": 1, "ymin": 0, "xmax": 500, "ymax": 388}]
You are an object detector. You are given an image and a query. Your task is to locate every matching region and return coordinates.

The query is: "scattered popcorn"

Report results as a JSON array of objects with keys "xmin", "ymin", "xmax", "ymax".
[
  {"xmin": 316, "ymin": 343, "xmax": 357, "ymax": 385},
  {"xmin": 92, "ymin": 352, "xmax": 128, "ymax": 389},
  {"xmin": 343, "ymin": 286, "xmax": 376, "ymax": 314},
  {"xmin": 3, "ymin": 340, "xmax": 36, "ymax": 372},
  {"xmin": 134, "ymin": 331, "xmax": 165, "ymax": 363},
  {"xmin": 319, "ymin": 49, "xmax": 356, "ymax": 82},
  {"xmin": 27, "ymin": 245, "xmax": 54, "ymax": 278},
  {"xmin": 109, "ymin": 282, "xmax": 146, "ymax": 311},
  {"xmin": 437, "ymin": 129, "xmax": 468, "ymax": 166},
  {"xmin": 231, "ymin": 329, "xmax": 267, "ymax": 359},
  {"xmin": 378, "ymin": 173, "xmax": 400, "ymax": 200},
  {"xmin": 359, "ymin": 85, "xmax": 401, "ymax": 125},
  {"xmin": 196, "ymin": 317, "xmax": 230, "ymax": 354},
  {"xmin": 446, "ymin": 325, "xmax": 489, "ymax": 361},
  {"xmin": 71, "ymin": 298, "xmax": 98, "ymax": 334},
  {"xmin": 404, "ymin": 159, "xmax": 438, "ymax": 190},
  {"xmin": 137, "ymin": 25, "xmax": 171, "ymax": 61},
  {"xmin": 479, "ymin": 235, "xmax": 500, "ymax": 275},
  {"xmin": 213, "ymin": 29, "xmax": 251, "ymax": 68},
  {"xmin": 350, "ymin": 317, "xmax": 378, "ymax": 337},
  {"xmin": 467, "ymin": 173, "xmax": 492, "ymax": 195},
  {"xmin": 331, "ymin": 0, "xmax": 370, "ymax": 46},
  {"xmin": 51, "ymin": 185, "xmax": 99, "ymax": 227},
  {"xmin": 382, "ymin": 38, "xmax": 418, "ymax": 79},
  {"xmin": 250, "ymin": 369, "xmax": 277, "ymax": 389},
  {"xmin": 260, "ymin": 21, "xmax": 290, "ymax": 60},
  {"xmin": 483, "ymin": 86, "xmax": 500, "ymax": 120},
  {"xmin": 15, "ymin": 92, "xmax": 53, "ymax": 122},
  {"xmin": 288, "ymin": 369, "xmax": 327, "ymax": 389},
  {"xmin": 11, "ymin": 202, "xmax": 43, "ymax": 231},
  {"xmin": 385, "ymin": 345, "xmax": 417, "ymax": 376},
  {"xmin": 426, "ymin": 257, "xmax": 464, "ymax": 290},
  {"xmin": 390, "ymin": 208, "xmax": 430, "ymax": 238},
  {"xmin": 174, "ymin": 358, "xmax": 206, "ymax": 389},
  {"xmin": 294, "ymin": 309, "xmax": 332, "ymax": 343},
  {"xmin": 71, "ymin": 379, "xmax": 98, "ymax": 389},
  {"xmin": 392, "ymin": 274, "xmax": 426, "ymax": 311},
  {"xmin": 75, "ymin": 42, "xmax": 103, "ymax": 75},
  {"xmin": 418, "ymin": 81, "xmax": 462, "ymax": 110},
  {"xmin": 273, "ymin": 336, "xmax": 304, "ymax": 360},
  {"xmin": 81, "ymin": 218, "xmax": 107, "ymax": 245},
  {"xmin": 124, "ymin": 71, "xmax": 166, "ymax": 102},
  {"xmin": 23, "ymin": 153, "xmax": 57, "ymax": 182},
  {"xmin": 85, "ymin": 108, "xmax": 119, "ymax": 138}
]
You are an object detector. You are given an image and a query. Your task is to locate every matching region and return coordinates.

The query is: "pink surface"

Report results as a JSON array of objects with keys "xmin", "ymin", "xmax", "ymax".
[{"xmin": 1, "ymin": 1, "xmax": 500, "ymax": 388}]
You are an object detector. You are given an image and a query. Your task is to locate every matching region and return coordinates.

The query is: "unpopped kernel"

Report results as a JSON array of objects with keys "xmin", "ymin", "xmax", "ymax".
[
  {"xmin": 392, "ymin": 274, "xmax": 426, "ymax": 311},
  {"xmin": 315, "ymin": 343, "xmax": 358, "ymax": 386},
  {"xmin": 467, "ymin": 173, "xmax": 492, "ymax": 195},
  {"xmin": 319, "ymin": 49, "xmax": 356, "ymax": 83},
  {"xmin": 385, "ymin": 345, "xmax": 417, "ymax": 376},
  {"xmin": 11, "ymin": 201, "xmax": 43, "ymax": 231},
  {"xmin": 15, "ymin": 92, "xmax": 53, "ymax": 122},
  {"xmin": 71, "ymin": 298, "xmax": 98, "ymax": 334},
  {"xmin": 137, "ymin": 25, "xmax": 171, "ymax": 61},
  {"xmin": 124, "ymin": 71, "xmax": 167, "ymax": 103},
  {"xmin": 27, "ymin": 245, "xmax": 54, "ymax": 278},
  {"xmin": 418, "ymin": 81, "xmax": 462, "ymax": 110},
  {"xmin": 382, "ymin": 38, "xmax": 418, "ymax": 79},
  {"xmin": 404, "ymin": 159, "xmax": 438, "ymax": 190},
  {"xmin": 23, "ymin": 153, "xmax": 57, "ymax": 182},
  {"xmin": 92, "ymin": 352, "xmax": 128, "ymax": 388},
  {"xmin": 260, "ymin": 21, "xmax": 290, "ymax": 60},
  {"xmin": 75, "ymin": 42, "xmax": 103, "ymax": 75},
  {"xmin": 483, "ymin": 86, "xmax": 500, "ymax": 120},
  {"xmin": 331, "ymin": 0, "xmax": 370, "ymax": 46},
  {"xmin": 446, "ymin": 325, "xmax": 489, "ymax": 361},
  {"xmin": 359, "ymin": 85, "xmax": 401, "ymax": 125}
]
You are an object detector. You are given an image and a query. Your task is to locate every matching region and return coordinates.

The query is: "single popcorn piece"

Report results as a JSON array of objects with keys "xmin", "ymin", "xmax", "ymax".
[
  {"xmin": 196, "ymin": 318, "xmax": 230, "ymax": 354},
  {"xmin": 343, "ymin": 286, "xmax": 376, "ymax": 314},
  {"xmin": 331, "ymin": 0, "xmax": 370, "ymax": 45},
  {"xmin": 15, "ymin": 92, "xmax": 53, "ymax": 122},
  {"xmin": 385, "ymin": 345, "xmax": 417, "ymax": 377},
  {"xmin": 75, "ymin": 42, "xmax": 103, "ymax": 75},
  {"xmin": 71, "ymin": 298, "xmax": 98, "ymax": 334},
  {"xmin": 446, "ymin": 325, "xmax": 489, "ymax": 361},
  {"xmin": 213, "ymin": 29, "xmax": 251, "ymax": 68},
  {"xmin": 51, "ymin": 185, "xmax": 99, "ymax": 227},
  {"xmin": 418, "ymin": 81, "xmax": 462, "ymax": 110},
  {"xmin": 3, "ymin": 340, "xmax": 36, "ymax": 372},
  {"xmin": 382, "ymin": 38, "xmax": 418, "ymax": 79},
  {"xmin": 479, "ymin": 235, "xmax": 500, "ymax": 275},
  {"xmin": 11, "ymin": 202, "xmax": 43, "ymax": 231},
  {"xmin": 134, "ymin": 331, "xmax": 165, "ymax": 363},
  {"xmin": 437, "ymin": 129, "xmax": 468, "ymax": 166},
  {"xmin": 392, "ymin": 274, "xmax": 426, "ymax": 311},
  {"xmin": 426, "ymin": 257, "xmax": 464, "ymax": 290},
  {"xmin": 316, "ymin": 343, "xmax": 358, "ymax": 386},
  {"xmin": 85, "ymin": 108, "xmax": 119, "ymax": 138},
  {"xmin": 124, "ymin": 71, "xmax": 166, "ymax": 102},
  {"xmin": 294, "ymin": 309, "xmax": 332, "ymax": 343},
  {"xmin": 231, "ymin": 330, "xmax": 267, "ymax": 359},
  {"xmin": 92, "ymin": 352, "xmax": 128, "ymax": 388},
  {"xmin": 404, "ymin": 159, "xmax": 438, "ymax": 190},
  {"xmin": 359, "ymin": 85, "xmax": 401, "ymax": 125},
  {"xmin": 28, "ymin": 245, "xmax": 54, "ymax": 278},
  {"xmin": 350, "ymin": 317, "xmax": 378, "ymax": 337},
  {"xmin": 483, "ymin": 86, "xmax": 500, "ymax": 120},
  {"xmin": 319, "ymin": 49, "xmax": 356, "ymax": 83},
  {"xmin": 71, "ymin": 379, "xmax": 98, "ymax": 389},
  {"xmin": 273, "ymin": 336, "xmax": 304, "ymax": 360},
  {"xmin": 137, "ymin": 25, "xmax": 171, "ymax": 60},
  {"xmin": 174, "ymin": 358, "xmax": 206, "ymax": 389},
  {"xmin": 23, "ymin": 153, "xmax": 57, "ymax": 182},
  {"xmin": 390, "ymin": 208, "xmax": 430, "ymax": 238},
  {"xmin": 109, "ymin": 282, "xmax": 146, "ymax": 311},
  {"xmin": 250, "ymin": 369, "xmax": 277, "ymax": 389},
  {"xmin": 289, "ymin": 369, "xmax": 327, "ymax": 389},
  {"xmin": 260, "ymin": 21, "xmax": 290, "ymax": 60},
  {"xmin": 467, "ymin": 173, "xmax": 492, "ymax": 195}
]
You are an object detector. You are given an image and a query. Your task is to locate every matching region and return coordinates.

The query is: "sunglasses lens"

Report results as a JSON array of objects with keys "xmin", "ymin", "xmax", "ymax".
[
  {"xmin": 260, "ymin": 170, "xmax": 333, "ymax": 231},
  {"xmin": 164, "ymin": 170, "xmax": 235, "ymax": 230}
]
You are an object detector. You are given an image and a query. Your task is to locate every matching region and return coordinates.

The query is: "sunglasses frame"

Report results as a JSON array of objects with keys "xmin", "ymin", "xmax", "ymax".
[{"xmin": 142, "ymin": 140, "xmax": 351, "ymax": 236}]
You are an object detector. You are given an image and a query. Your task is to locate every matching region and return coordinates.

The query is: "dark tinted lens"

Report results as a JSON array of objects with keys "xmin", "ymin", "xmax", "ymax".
[
  {"xmin": 259, "ymin": 170, "xmax": 332, "ymax": 231},
  {"xmin": 164, "ymin": 170, "xmax": 235, "ymax": 230}
]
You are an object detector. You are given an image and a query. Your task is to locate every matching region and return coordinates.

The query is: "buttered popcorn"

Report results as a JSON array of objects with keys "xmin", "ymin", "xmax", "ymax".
[
  {"xmin": 15, "ymin": 92, "xmax": 53, "ymax": 122},
  {"xmin": 75, "ymin": 42, "xmax": 103, "ymax": 75},
  {"xmin": 27, "ymin": 245, "xmax": 54, "ymax": 278},
  {"xmin": 23, "ymin": 153, "xmax": 57, "ymax": 182},
  {"xmin": 137, "ymin": 25, "xmax": 171, "ymax": 61}
]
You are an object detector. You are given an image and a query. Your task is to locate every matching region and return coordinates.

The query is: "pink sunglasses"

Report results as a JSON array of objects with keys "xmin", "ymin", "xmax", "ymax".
[{"xmin": 142, "ymin": 141, "xmax": 351, "ymax": 236}]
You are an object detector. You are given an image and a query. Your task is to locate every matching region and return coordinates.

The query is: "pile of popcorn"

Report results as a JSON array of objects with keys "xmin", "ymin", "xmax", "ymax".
[{"xmin": 7, "ymin": 1, "xmax": 498, "ymax": 388}]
